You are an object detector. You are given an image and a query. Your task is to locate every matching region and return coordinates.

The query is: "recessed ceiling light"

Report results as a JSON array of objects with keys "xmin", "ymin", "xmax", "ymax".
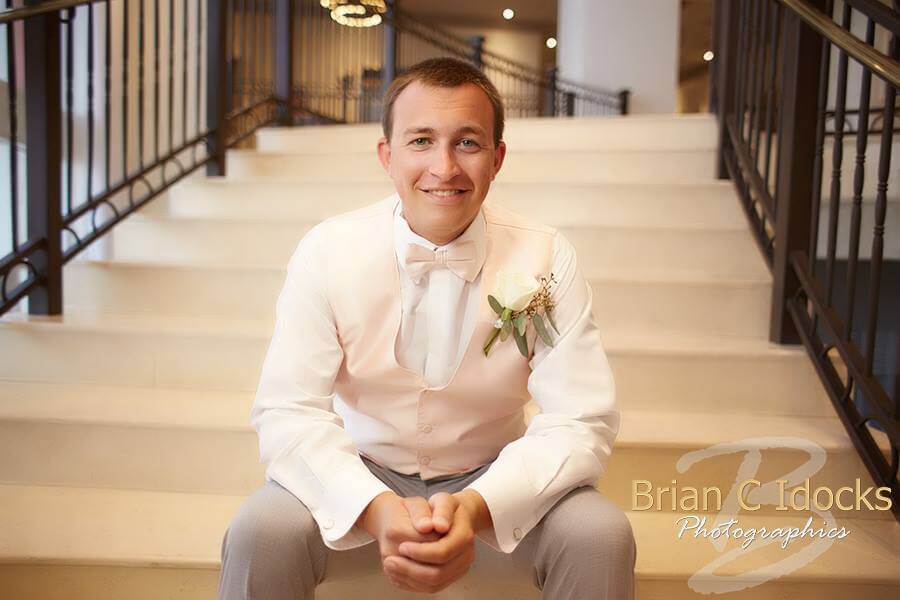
[
  {"xmin": 546, "ymin": 37, "xmax": 558, "ymax": 49},
  {"xmin": 502, "ymin": 8, "xmax": 515, "ymax": 20},
  {"xmin": 703, "ymin": 50, "xmax": 714, "ymax": 62}
]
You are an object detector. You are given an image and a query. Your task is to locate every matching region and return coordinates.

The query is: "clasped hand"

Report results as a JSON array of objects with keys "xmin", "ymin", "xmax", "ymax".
[{"xmin": 359, "ymin": 490, "xmax": 481, "ymax": 594}]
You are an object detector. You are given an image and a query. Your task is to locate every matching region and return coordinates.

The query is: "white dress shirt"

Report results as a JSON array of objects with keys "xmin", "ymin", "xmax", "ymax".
[
  {"xmin": 251, "ymin": 196, "xmax": 619, "ymax": 553},
  {"xmin": 393, "ymin": 200, "xmax": 487, "ymax": 388}
]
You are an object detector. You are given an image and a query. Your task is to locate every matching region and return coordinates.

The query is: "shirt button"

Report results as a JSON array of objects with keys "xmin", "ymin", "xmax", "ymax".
[
  {"xmin": 513, "ymin": 528, "xmax": 523, "ymax": 540},
  {"xmin": 420, "ymin": 424, "xmax": 433, "ymax": 433},
  {"xmin": 419, "ymin": 456, "xmax": 431, "ymax": 465},
  {"xmin": 323, "ymin": 518, "xmax": 335, "ymax": 529}
]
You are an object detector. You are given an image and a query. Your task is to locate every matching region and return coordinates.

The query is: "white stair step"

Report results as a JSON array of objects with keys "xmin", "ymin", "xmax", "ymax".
[
  {"xmin": 0, "ymin": 382, "xmax": 261, "ymax": 496},
  {"xmin": 752, "ymin": 129, "xmax": 900, "ymax": 202},
  {"xmin": 147, "ymin": 176, "xmax": 900, "ymax": 260},
  {"xmin": 0, "ymin": 312, "xmax": 832, "ymax": 416},
  {"xmin": 601, "ymin": 409, "xmax": 890, "ymax": 521},
  {"xmin": 107, "ymin": 216, "xmax": 771, "ymax": 281},
  {"xmin": 0, "ymin": 380, "xmax": 883, "ymax": 522},
  {"xmin": 64, "ymin": 260, "xmax": 772, "ymax": 339},
  {"xmin": 144, "ymin": 178, "xmax": 900, "ymax": 260},
  {"xmin": 0, "ymin": 482, "xmax": 896, "ymax": 600},
  {"xmin": 153, "ymin": 179, "xmax": 750, "ymax": 230},
  {"xmin": 814, "ymin": 197, "xmax": 900, "ymax": 260},
  {"xmin": 225, "ymin": 147, "xmax": 717, "ymax": 182},
  {"xmin": 254, "ymin": 114, "xmax": 720, "ymax": 153}
]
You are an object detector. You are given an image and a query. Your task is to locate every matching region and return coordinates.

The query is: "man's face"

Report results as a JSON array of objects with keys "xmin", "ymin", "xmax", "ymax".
[{"xmin": 377, "ymin": 81, "xmax": 506, "ymax": 246}]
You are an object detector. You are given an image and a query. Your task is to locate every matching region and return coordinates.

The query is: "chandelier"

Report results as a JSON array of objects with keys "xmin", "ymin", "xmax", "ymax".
[{"xmin": 320, "ymin": 0, "xmax": 387, "ymax": 28}]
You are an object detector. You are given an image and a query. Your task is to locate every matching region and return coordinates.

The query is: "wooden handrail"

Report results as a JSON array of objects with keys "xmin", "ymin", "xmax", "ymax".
[
  {"xmin": 779, "ymin": 0, "xmax": 900, "ymax": 87},
  {"xmin": 0, "ymin": 0, "xmax": 96, "ymax": 25}
]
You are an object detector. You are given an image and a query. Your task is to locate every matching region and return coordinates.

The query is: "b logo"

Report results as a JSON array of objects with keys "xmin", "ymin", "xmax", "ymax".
[{"xmin": 675, "ymin": 437, "xmax": 836, "ymax": 594}]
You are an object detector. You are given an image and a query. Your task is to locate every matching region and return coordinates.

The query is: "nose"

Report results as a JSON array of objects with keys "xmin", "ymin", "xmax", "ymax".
[{"xmin": 428, "ymin": 145, "xmax": 462, "ymax": 181}]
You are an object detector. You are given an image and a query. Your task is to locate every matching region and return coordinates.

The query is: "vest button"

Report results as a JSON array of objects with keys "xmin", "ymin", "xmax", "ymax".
[
  {"xmin": 419, "ymin": 456, "xmax": 431, "ymax": 465},
  {"xmin": 420, "ymin": 424, "xmax": 433, "ymax": 433}
]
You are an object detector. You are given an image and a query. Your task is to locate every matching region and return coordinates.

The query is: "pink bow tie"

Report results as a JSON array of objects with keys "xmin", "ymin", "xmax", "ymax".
[{"xmin": 404, "ymin": 239, "xmax": 481, "ymax": 282}]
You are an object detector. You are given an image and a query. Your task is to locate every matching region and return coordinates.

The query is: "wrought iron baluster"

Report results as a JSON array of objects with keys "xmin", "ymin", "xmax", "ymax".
[
  {"xmin": 863, "ymin": 25, "xmax": 897, "ymax": 382},
  {"xmin": 824, "ymin": 2, "xmax": 853, "ymax": 307},
  {"xmin": 763, "ymin": 1, "xmax": 782, "ymax": 193},
  {"xmin": 844, "ymin": 17, "xmax": 876, "ymax": 339}
]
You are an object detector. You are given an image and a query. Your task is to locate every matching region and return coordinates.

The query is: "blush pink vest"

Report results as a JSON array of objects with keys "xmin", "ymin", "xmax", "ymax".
[{"xmin": 324, "ymin": 194, "xmax": 555, "ymax": 479}]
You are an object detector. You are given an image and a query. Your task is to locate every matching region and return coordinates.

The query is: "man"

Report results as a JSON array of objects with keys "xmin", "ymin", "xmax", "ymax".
[{"xmin": 218, "ymin": 57, "xmax": 636, "ymax": 599}]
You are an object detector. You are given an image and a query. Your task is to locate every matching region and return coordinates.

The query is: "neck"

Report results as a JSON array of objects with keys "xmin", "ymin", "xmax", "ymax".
[{"xmin": 402, "ymin": 209, "xmax": 477, "ymax": 247}]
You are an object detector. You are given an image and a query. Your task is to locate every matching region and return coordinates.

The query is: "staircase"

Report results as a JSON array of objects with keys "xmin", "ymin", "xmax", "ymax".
[{"xmin": 1, "ymin": 114, "xmax": 897, "ymax": 599}]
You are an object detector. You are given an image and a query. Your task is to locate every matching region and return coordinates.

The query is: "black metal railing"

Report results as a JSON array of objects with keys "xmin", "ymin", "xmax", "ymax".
[
  {"xmin": 0, "ymin": 0, "xmax": 285, "ymax": 317},
  {"xmin": 712, "ymin": 0, "xmax": 899, "ymax": 518},
  {"xmin": 1, "ymin": 0, "xmax": 624, "ymax": 322}
]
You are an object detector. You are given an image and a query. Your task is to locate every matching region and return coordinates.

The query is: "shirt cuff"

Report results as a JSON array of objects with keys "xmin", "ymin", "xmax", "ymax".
[
  {"xmin": 463, "ymin": 475, "xmax": 547, "ymax": 554},
  {"xmin": 319, "ymin": 471, "xmax": 393, "ymax": 550},
  {"xmin": 265, "ymin": 459, "xmax": 393, "ymax": 552}
]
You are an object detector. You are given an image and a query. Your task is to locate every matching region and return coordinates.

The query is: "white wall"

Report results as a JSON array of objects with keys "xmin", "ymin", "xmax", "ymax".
[{"xmin": 557, "ymin": 0, "xmax": 680, "ymax": 114}]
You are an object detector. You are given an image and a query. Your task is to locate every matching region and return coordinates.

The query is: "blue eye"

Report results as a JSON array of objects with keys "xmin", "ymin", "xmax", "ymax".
[
  {"xmin": 411, "ymin": 137, "xmax": 429, "ymax": 146},
  {"xmin": 459, "ymin": 139, "xmax": 479, "ymax": 149}
]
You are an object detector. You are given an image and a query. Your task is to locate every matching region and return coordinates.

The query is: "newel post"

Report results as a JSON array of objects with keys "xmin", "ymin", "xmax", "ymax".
[{"xmin": 769, "ymin": 0, "xmax": 826, "ymax": 343}]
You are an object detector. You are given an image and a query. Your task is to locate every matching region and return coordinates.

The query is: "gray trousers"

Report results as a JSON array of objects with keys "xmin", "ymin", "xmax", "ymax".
[{"xmin": 219, "ymin": 455, "xmax": 636, "ymax": 599}]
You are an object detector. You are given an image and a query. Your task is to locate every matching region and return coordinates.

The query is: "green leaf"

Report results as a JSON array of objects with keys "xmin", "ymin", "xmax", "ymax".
[
  {"xmin": 501, "ymin": 307, "xmax": 512, "ymax": 322},
  {"xmin": 488, "ymin": 295, "xmax": 503, "ymax": 316},
  {"xmin": 514, "ymin": 313, "xmax": 526, "ymax": 336},
  {"xmin": 512, "ymin": 325, "xmax": 529, "ymax": 357},
  {"xmin": 533, "ymin": 314, "xmax": 554, "ymax": 347},
  {"xmin": 483, "ymin": 327, "xmax": 500, "ymax": 356},
  {"xmin": 545, "ymin": 308, "xmax": 560, "ymax": 334},
  {"xmin": 500, "ymin": 317, "xmax": 512, "ymax": 342}
]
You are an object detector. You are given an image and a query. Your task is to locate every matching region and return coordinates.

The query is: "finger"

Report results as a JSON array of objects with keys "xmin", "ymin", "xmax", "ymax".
[
  {"xmin": 399, "ymin": 517, "xmax": 474, "ymax": 565},
  {"xmin": 428, "ymin": 492, "xmax": 457, "ymax": 533},
  {"xmin": 385, "ymin": 571, "xmax": 422, "ymax": 594},
  {"xmin": 390, "ymin": 548, "xmax": 475, "ymax": 590},
  {"xmin": 385, "ymin": 522, "xmax": 441, "ymax": 550},
  {"xmin": 384, "ymin": 553, "xmax": 471, "ymax": 593},
  {"xmin": 388, "ymin": 571, "xmax": 428, "ymax": 593},
  {"xmin": 401, "ymin": 496, "xmax": 434, "ymax": 534},
  {"xmin": 383, "ymin": 557, "xmax": 433, "ymax": 593}
]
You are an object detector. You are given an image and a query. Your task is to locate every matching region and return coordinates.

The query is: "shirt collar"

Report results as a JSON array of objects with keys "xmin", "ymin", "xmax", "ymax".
[{"xmin": 393, "ymin": 195, "xmax": 487, "ymax": 282}]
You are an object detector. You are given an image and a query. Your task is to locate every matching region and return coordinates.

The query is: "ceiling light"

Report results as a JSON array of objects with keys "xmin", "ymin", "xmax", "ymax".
[
  {"xmin": 546, "ymin": 37, "xmax": 557, "ymax": 49},
  {"xmin": 502, "ymin": 8, "xmax": 515, "ymax": 20},
  {"xmin": 320, "ymin": 0, "xmax": 386, "ymax": 28},
  {"xmin": 703, "ymin": 50, "xmax": 714, "ymax": 62}
]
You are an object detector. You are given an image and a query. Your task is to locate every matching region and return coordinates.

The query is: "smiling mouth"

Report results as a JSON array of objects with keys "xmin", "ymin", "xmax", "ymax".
[{"xmin": 420, "ymin": 188, "xmax": 470, "ymax": 198}]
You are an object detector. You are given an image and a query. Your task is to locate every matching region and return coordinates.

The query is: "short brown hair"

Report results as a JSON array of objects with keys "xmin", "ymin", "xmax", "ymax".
[{"xmin": 381, "ymin": 57, "xmax": 505, "ymax": 147}]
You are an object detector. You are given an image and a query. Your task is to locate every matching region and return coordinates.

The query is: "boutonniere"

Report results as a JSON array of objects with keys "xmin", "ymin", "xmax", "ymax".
[{"xmin": 483, "ymin": 271, "xmax": 560, "ymax": 358}]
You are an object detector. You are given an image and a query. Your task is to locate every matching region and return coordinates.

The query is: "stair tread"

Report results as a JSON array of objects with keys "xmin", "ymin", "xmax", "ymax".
[
  {"xmin": 0, "ymin": 380, "xmax": 846, "ymax": 450},
  {"xmin": 68, "ymin": 257, "xmax": 773, "ymax": 287},
  {"xmin": 256, "ymin": 113, "xmax": 718, "ymax": 134},
  {"xmin": 0, "ymin": 482, "xmax": 896, "ymax": 583},
  {"xmin": 230, "ymin": 147, "xmax": 719, "ymax": 157},
  {"xmin": 180, "ymin": 178, "xmax": 737, "ymax": 190},
  {"xmin": 0, "ymin": 381, "xmax": 251, "ymax": 430},
  {"xmin": 0, "ymin": 311, "xmax": 804, "ymax": 357},
  {"xmin": 123, "ymin": 211, "xmax": 753, "ymax": 233}
]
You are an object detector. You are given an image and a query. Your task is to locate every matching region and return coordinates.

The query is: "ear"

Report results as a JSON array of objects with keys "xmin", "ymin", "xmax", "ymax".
[
  {"xmin": 491, "ymin": 140, "xmax": 507, "ymax": 179},
  {"xmin": 376, "ymin": 137, "xmax": 392, "ymax": 173}
]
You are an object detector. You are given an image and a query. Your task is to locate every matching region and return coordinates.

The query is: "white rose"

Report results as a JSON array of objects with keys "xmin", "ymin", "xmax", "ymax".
[{"xmin": 494, "ymin": 271, "xmax": 540, "ymax": 312}]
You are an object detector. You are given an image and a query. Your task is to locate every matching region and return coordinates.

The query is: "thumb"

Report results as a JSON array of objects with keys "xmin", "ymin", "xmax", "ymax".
[
  {"xmin": 428, "ymin": 492, "xmax": 457, "ymax": 534},
  {"xmin": 401, "ymin": 496, "xmax": 434, "ymax": 533}
]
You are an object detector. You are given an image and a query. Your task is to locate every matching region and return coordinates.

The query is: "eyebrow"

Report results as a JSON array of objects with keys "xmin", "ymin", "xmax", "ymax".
[{"xmin": 402, "ymin": 125, "xmax": 488, "ymax": 138}]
